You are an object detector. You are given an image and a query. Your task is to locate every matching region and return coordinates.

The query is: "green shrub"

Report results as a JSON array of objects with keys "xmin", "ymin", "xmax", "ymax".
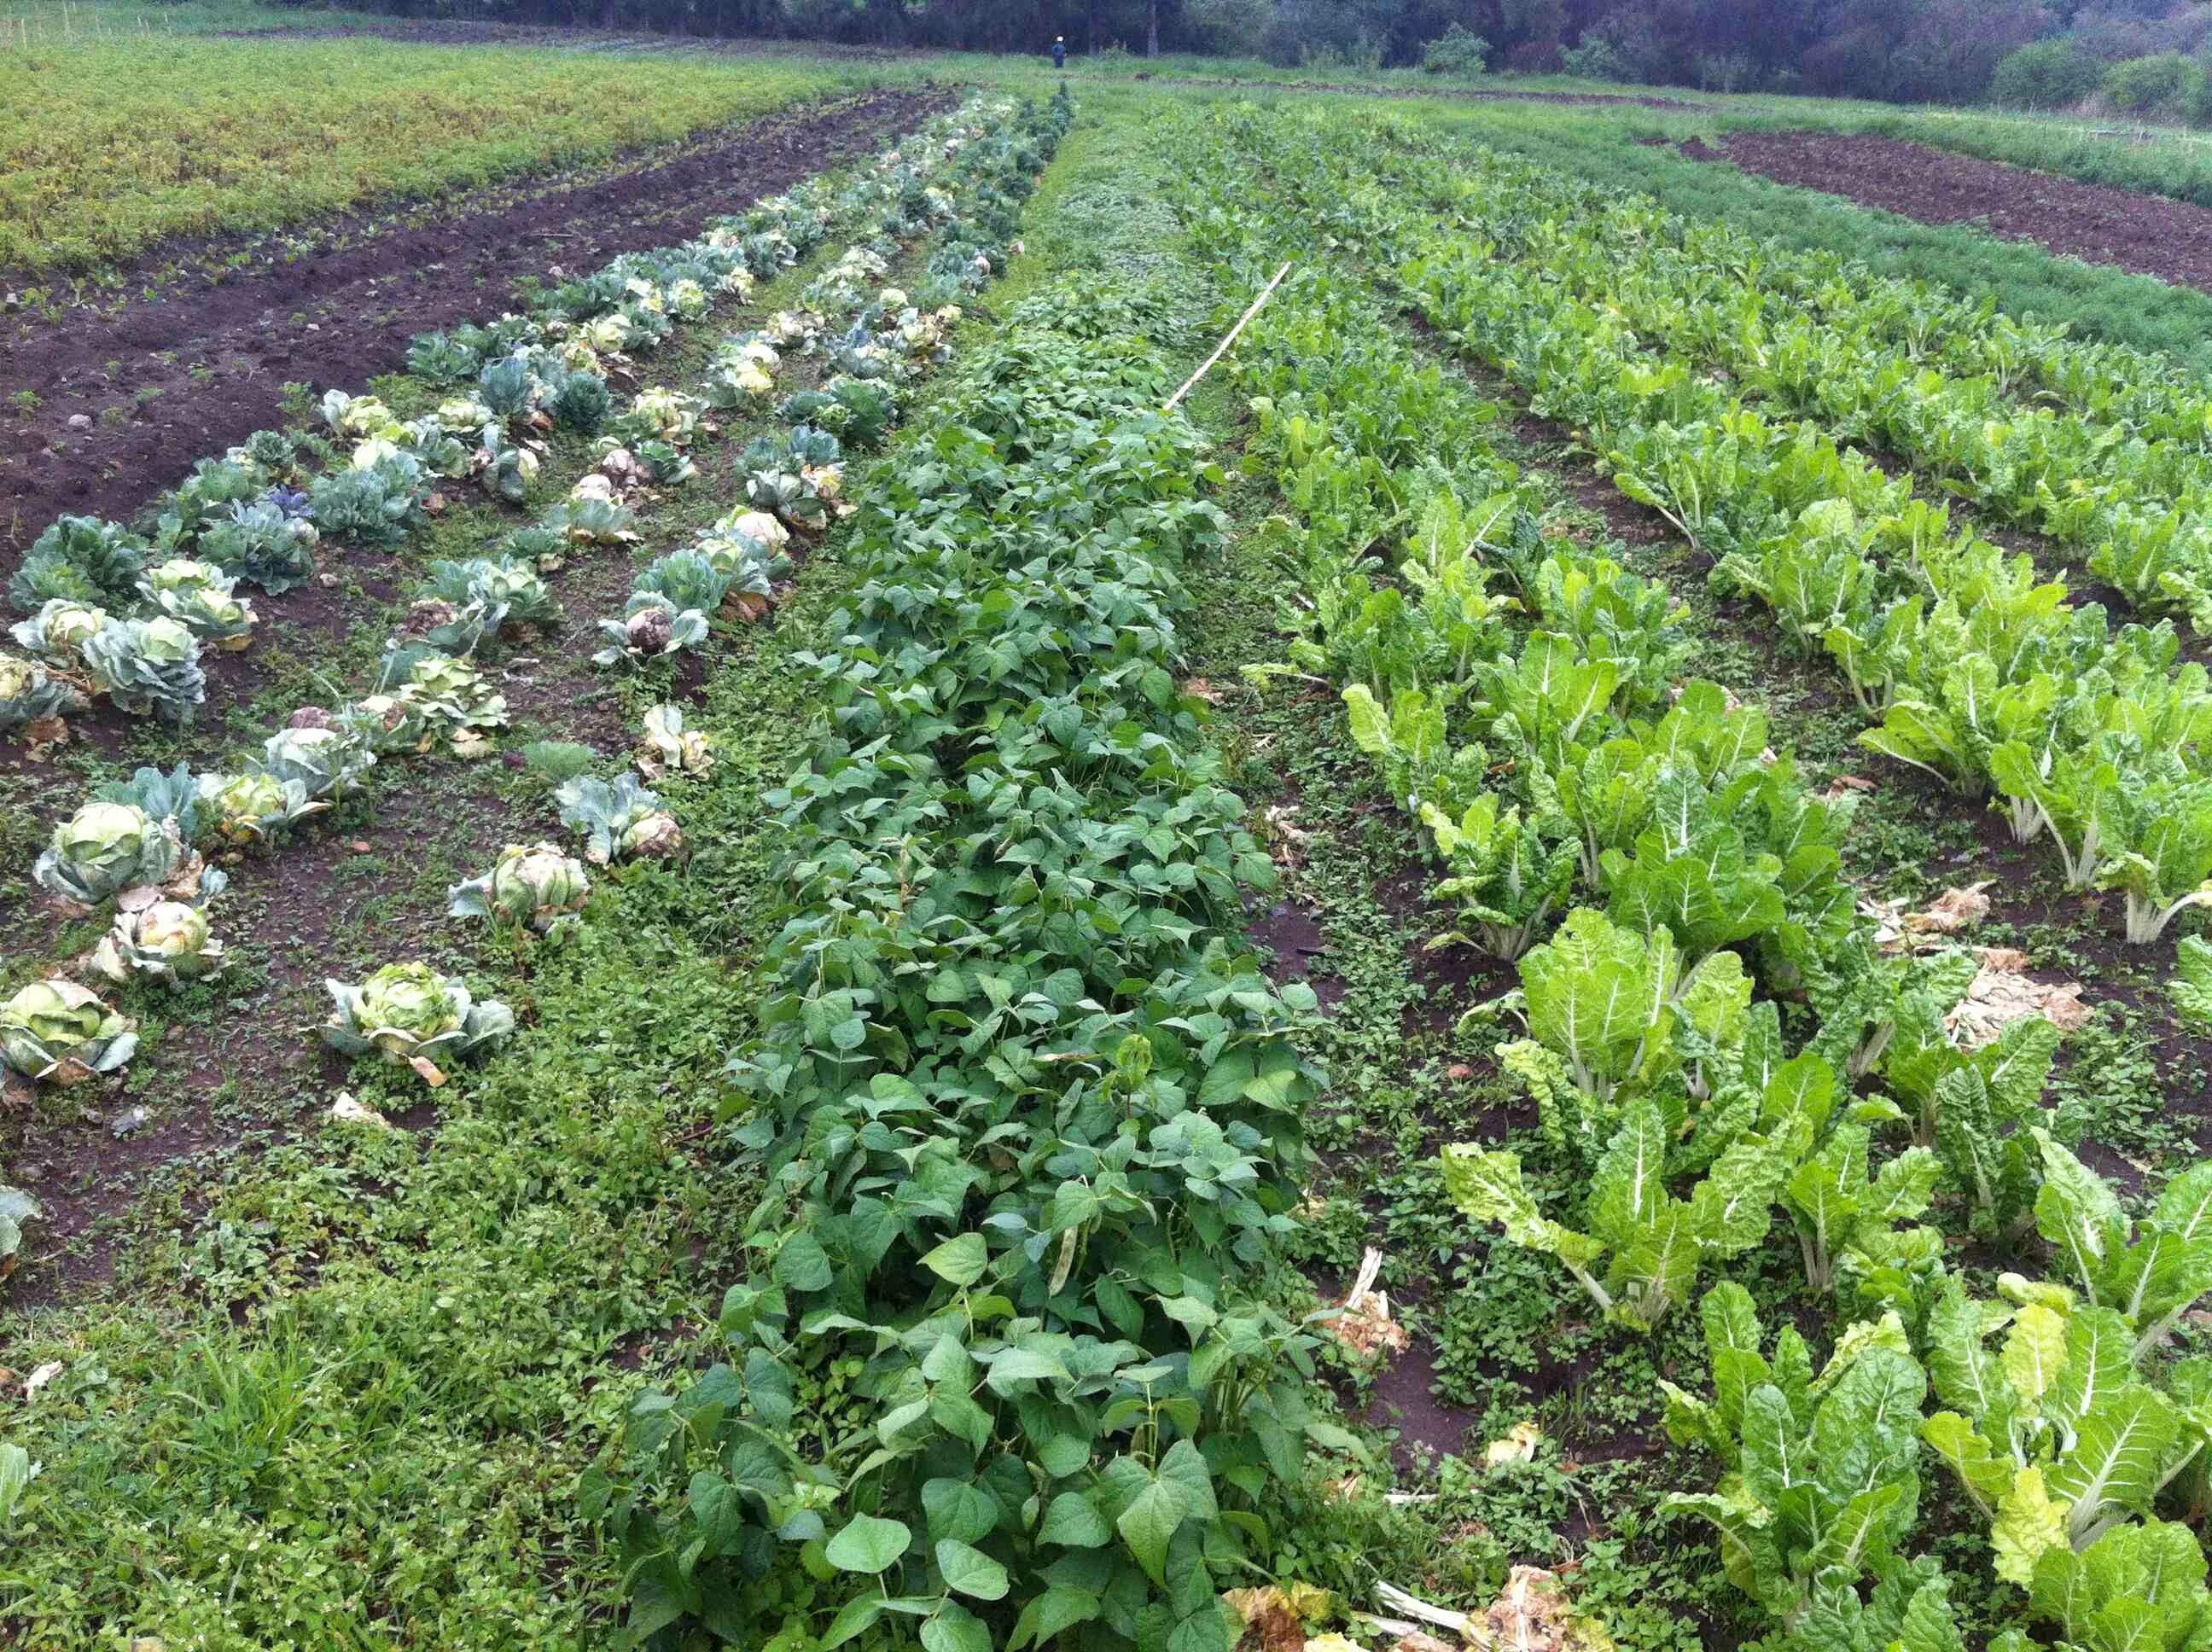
[
  {"xmin": 2104, "ymin": 49, "xmax": 2199, "ymax": 115},
  {"xmin": 1560, "ymin": 35, "xmax": 1628, "ymax": 80},
  {"xmin": 1988, "ymin": 38, "xmax": 2103, "ymax": 108},
  {"xmin": 1422, "ymin": 23, "xmax": 1492, "ymax": 75}
]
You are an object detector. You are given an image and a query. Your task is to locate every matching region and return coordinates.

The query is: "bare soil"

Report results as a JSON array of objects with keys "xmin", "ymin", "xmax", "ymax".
[
  {"xmin": 0, "ymin": 84, "xmax": 948, "ymax": 561},
  {"xmin": 1679, "ymin": 130, "xmax": 2212, "ymax": 296}
]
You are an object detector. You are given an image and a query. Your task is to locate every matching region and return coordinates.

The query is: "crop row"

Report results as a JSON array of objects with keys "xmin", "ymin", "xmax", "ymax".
[
  {"xmin": 1, "ymin": 93, "xmax": 1027, "ymax": 742},
  {"xmin": 1208, "ymin": 108, "xmax": 2212, "ymax": 949},
  {"xmin": 0, "ymin": 94, "xmax": 1068, "ymax": 1277},
  {"xmin": 1372, "ymin": 140, "xmax": 2212, "ymax": 632},
  {"xmin": 590, "ymin": 242, "xmax": 1358, "ymax": 1648},
  {"xmin": 1166, "ymin": 102, "xmax": 2212, "ymax": 1649}
]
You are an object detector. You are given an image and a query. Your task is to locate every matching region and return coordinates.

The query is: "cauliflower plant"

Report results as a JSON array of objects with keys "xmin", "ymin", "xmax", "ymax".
[
  {"xmin": 93, "ymin": 897, "xmax": 226, "ymax": 985},
  {"xmin": 258, "ymin": 724, "xmax": 376, "ymax": 800},
  {"xmin": 10, "ymin": 597, "xmax": 108, "ymax": 666},
  {"xmin": 81, "ymin": 615, "xmax": 206, "ymax": 723},
  {"xmin": 0, "ymin": 651, "xmax": 79, "ymax": 733},
  {"xmin": 34, "ymin": 800, "xmax": 185, "ymax": 905},
  {"xmin": 555, "ymin": 773, "xmax": 684, "ymax": 864},
  {"xmin": 197, "ymin": 770, "xmax": 324, "ymax": 846},
  {"xmin": 635, "ymin": 705, "xmax": 714, "ymax": 781},
  {"xmin": 139, "ymin": 559, "xmax": 258, "ymax": 652}
]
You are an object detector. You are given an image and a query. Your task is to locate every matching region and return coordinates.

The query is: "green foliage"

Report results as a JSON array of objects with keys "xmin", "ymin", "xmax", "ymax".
[
  {"xmin": 322, "ymin": 962, "xmax": 515, "ymax": 1081},
  {"xmin": 1659, "ymin": 1283, "xmax": 1935, "ymax": 1626},
  {"xmin": 2032, "ymin": 1132, "xmax": 2212, "ymax": 1356},
  {"xmin": 521, "ymin": 740, "xmax": 597, "ymax": 783},
  {"xmin": 80, "ymin": 615, "xmax": 208, "ymax": 724},
  {"xmin": 1495, "ymin": 909, "xmax": 1753, "ymax": 1156},
  {"xmin": 9, "ymin": 515, "xmax": 148, "ymax": 616},
  {"xmin": 2023, "ymin": 1518, "xmax": 2212, "ymax": 1649},
  {"xmin": 1442, "ymin": 1096, "xmax": 1783, "ymax": 1334},
  {"xmin": 197, "ymin": 500, "xmax": 320, "ymax": 595},
  {"xmin": 0, "ymin": 37, "xmax": 873, "ymax": 271},
  {"xmin": 1988, "ymin": 40, "xmax": 2102, "ymax": 110},
  {"xmin": 1420, "ymin": 23, "xmax": 1489, "ymax": 75},
  {"xmin": 1768, "ymin": 1056, "xmax": 1939, "ymax": 1299},
  {"xmin": 1164, "ymin": 95, "xmax": 2212, "ymax": 1641},
  {"xmin": 0, "ymin": 651, "xmax": 78, "ymax": 732},
  {"xmin": 2103, "ymin": 52, "xmax": 2202, "ymax": 118},
  {"xmin": 420, "ymin": 556, "xmax": 561, "ymax": 656},
  {"xmin": 1918, "ymin": 1265, "xmax": 2206, "ymax": 1591},
  {"xmin": 598, "ymin": 258, "xmax": 1353, "ymax": 1649}
]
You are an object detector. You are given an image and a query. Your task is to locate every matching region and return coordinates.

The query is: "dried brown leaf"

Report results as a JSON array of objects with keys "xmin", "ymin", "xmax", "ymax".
[{"xmin": 1945, "ymin": 948, "xmax": 2091, "ymax": 1048}]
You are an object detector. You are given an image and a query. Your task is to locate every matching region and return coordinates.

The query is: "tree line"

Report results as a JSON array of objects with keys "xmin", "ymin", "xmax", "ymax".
[{"xmin": 273, "ymin": 0, "xmax": 2208, "ymax": 107}]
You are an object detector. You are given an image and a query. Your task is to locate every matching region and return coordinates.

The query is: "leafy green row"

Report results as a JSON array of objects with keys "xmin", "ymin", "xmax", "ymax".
[
  {"xmin": 1318, "ymin": 123, "xmax": 2212, "ymax": 947},
  {"xmin": 1173, "ymin": 103, "xmax": 2063, "ymax": 1344},
  {"xmin": 1374, "ymin": 144, "xmax": 2212, "ymax": 633},
  {"xmin": 1170, "ymin": 102, "xmax": 2212, "ymax": 1651},
  {"xmin": 1196, "ymin": 108, "xmax": 2212, "ymax": 947},
  {"xmin": 594, "ymin": 115, "xmax": 1356, "ymax": 1652}
]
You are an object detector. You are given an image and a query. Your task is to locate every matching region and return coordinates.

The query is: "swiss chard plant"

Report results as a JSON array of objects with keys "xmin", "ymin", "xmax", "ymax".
[
  {"xmin": 1660, "ymin": 1283, "xmax": 1939, "ymax": 1629},
  {"xmin": 1442, "ymin": 1093, "xmax": 1784, "ymax": 1334},
  {"xmin": 1918, "ymin": 1265, "xmax": 2203, "ymax": 1591}
]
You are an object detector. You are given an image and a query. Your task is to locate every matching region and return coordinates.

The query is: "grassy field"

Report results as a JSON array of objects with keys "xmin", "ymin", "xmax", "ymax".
[
  {"xmin": 9, "ymin": 24, "xmax": 2212, "ymax": 1652},
  {"xmin": 0, "ymin": 26, "xmax": 907, "ymax": 270}
]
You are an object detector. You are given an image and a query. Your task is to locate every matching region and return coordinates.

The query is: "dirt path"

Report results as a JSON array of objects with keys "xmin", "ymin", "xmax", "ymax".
[
  {"xmin": 1679, "ymin": 130, "xmax": 2212, "ymax": 296},
  {"xmin": 0, "ymin": 85, "xmax": 948, "ymax": 562}
]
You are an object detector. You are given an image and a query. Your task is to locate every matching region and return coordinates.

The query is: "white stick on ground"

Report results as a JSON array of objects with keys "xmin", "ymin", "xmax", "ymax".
[
  {"xmin": 1374, "ymin": 1582, "xmax": 1473, "ymax": 1634},
  {"xmin": 1165, "ymin": 260, "xmax": 1292, "ymax": 410}
]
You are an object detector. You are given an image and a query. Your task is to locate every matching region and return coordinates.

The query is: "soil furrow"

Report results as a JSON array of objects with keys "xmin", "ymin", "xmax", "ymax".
[
  {"xmin": 0, "ymin": 84, "xmax": 951, "ymax": 561},
  {"xmin": 1678, "ymin": 129, "xmax": 2212, "ymax": 298}
]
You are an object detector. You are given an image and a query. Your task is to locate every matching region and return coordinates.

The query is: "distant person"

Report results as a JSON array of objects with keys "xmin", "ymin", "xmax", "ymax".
[{"xmin": 1051, "ymin": 34, "xmax": 1067, "ymax": 69}]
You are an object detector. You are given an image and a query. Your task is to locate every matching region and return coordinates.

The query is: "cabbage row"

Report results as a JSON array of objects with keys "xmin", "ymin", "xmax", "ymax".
[
  {"xmin": 593, "ymin": 283, "xmax": 1349, "ymax": 1649},
  {"xmin": 0, "ymin": 95, "xmax": 1069, "ymax": 1280},
  {"xmin": 1166, "ymin": 102, "xmax": 2212, "ymax": 1651},
  {"xmin": 0, "ymin": 95, "xmax": 1017, "ymax": 739}
]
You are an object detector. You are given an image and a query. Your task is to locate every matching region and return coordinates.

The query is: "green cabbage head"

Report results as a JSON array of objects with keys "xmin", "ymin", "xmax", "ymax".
[
  {"xmin": 0, "ymin": 979, "xmax": 138, "ymax": 1085},
  {"xmin": 323, "ymin": 962, "xmax": 515, "ymax": 1083},
  {"xmin": 33, "ymin": 800, "xmax": 184, "ymax": 905}
]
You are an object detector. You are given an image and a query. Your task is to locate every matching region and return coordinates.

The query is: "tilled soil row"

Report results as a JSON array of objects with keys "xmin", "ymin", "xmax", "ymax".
[
  {"xmin": 1679, "ymin": 129, "xmax": 2212, "ymax": 297},
  {"xmin": 0, "ymin": 83, "xmax": 951, "ymax": 561}
]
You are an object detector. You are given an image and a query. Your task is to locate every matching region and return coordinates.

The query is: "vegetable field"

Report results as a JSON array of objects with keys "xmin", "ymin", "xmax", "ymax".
[{"xmin": 9, "ymin": 23, "xmax": 2212, "ymax": 1652}]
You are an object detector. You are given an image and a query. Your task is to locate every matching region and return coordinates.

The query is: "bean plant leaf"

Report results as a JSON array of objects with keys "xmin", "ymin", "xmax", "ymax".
[{"xmin": 824, "ymin": 1514, "xmax": 911, "ymax": 1575}]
